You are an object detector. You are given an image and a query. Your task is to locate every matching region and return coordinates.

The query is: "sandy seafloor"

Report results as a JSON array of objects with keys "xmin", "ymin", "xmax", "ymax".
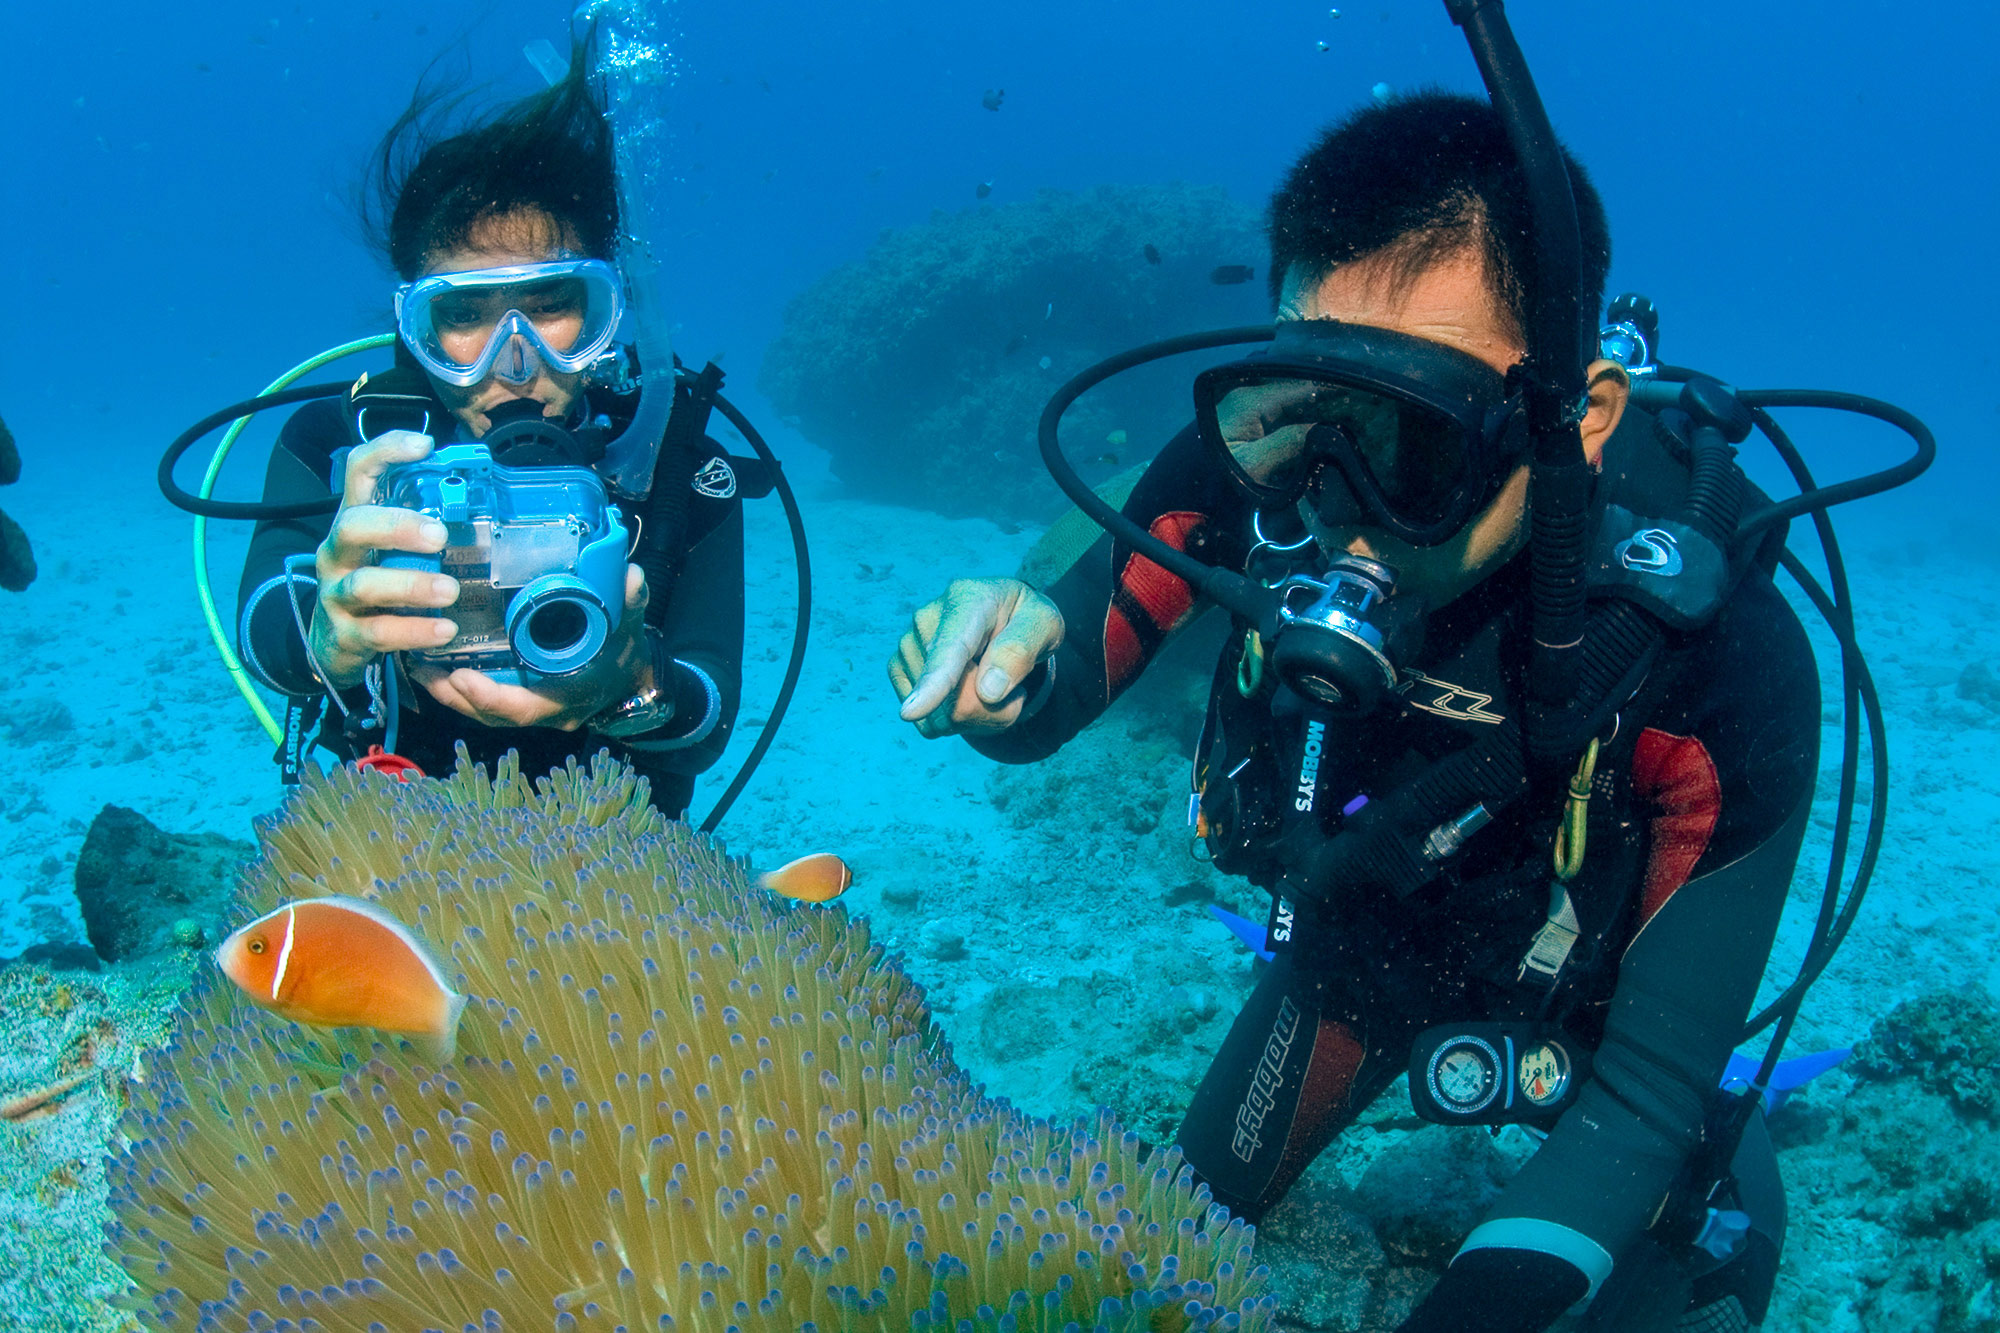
[{"xmin": 1, "ymin": 423, "xmax": 1997, "ymax": 1332}]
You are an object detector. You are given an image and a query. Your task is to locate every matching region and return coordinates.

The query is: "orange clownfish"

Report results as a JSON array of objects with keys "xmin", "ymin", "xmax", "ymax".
[
  {"xmin": 756, "ymin": 852, "xmax": 854, "ymax": 904},
  {"xmin": 214, "ymin": 895, "xmax": 467, "ymax": 1062}
]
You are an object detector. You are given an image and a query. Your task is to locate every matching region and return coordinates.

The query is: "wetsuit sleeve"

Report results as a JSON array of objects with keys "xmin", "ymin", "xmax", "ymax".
[
  {"xmin": 611, "ymin": 498, "xmax": 744, "ymax": 777},
  {"xmin": 235, "ymin": 400, "xmax": 345, "ymax": 697},
  {"xmin": 971, "ymin": 424, "xmax": 1247, "ymax": 764},
  {"xmin": 1401, "ymin": 571, "xmax": 1820, "ymax": 1331}
]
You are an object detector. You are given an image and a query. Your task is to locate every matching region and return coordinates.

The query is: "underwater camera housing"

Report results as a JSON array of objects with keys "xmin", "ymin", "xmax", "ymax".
[{"xmin": 375, "ymin": 433, "xmax": 631, "ymax": 685}]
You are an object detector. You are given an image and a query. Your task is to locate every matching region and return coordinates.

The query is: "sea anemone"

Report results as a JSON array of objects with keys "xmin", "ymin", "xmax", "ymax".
[{"xmin": 106, "ymin": 750, "xmax": 1271, "ymax": 1331}]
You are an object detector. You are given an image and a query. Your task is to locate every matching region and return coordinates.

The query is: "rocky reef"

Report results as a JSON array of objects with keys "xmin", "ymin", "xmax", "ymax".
[
  {"xmin": 73, "ymin": 805, "xmax": 247, "ymax": 965},
  {"xmin": 760, "ymin": 183, "xmax": 1268, "ymax": 519},
  {"xmin": 0, "ymin": 413, "xmax": 37, "ymax": 592},
  {"xmin": 1768, "ymin": 988, "xmax": 2000, "ymax": 1331}
]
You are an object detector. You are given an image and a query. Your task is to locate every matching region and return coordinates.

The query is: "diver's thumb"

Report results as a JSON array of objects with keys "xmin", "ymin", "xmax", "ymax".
[{"xmin": 975, "ymin": 621, "xmax": 1054, "ymax": 705}]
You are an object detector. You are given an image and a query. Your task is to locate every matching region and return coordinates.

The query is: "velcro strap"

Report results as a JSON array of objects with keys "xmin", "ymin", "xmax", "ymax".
[{"xmin": 1521, "ymin": 883, "xmax": 1582, "ymax": 980}]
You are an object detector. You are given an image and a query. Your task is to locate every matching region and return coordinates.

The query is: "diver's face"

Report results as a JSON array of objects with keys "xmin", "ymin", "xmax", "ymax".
[
  {"xmin": 1276, "ymin": 248, "xmax": 1532, "ymax": 609},
  {"xmin": 419, "ymin": 208, "xmax": 588, "ymax": 439}
]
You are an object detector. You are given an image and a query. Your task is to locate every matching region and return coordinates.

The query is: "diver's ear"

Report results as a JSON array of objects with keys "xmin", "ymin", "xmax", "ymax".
[{"xmin": 1579, "ymin": 359, "xmax": 1630, "ymax": 470}]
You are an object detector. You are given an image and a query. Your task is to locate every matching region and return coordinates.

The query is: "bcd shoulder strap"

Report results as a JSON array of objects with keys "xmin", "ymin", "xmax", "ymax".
[{"xmin": 635, "ymin": 361, "xmax": 726, "ymax": 629}]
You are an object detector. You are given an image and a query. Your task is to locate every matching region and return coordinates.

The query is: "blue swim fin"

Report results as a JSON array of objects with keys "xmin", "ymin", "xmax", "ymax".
[
  {"xmin": 1722, "ymin": 1047, "xmax": 1850, "ymax": 1111},
  {"xmin": 1209, "ymin": 904, "xmax": 1275, "ymax": 963}
]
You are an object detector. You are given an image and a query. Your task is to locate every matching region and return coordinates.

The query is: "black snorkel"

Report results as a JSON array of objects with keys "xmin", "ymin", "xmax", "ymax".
[{"xmin": 1443, "ymin": 0, "xmax": 1593, "ymax": 725}]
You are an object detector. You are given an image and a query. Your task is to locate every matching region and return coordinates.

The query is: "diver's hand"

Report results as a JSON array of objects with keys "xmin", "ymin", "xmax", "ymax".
[
  {"xmin": 889, "ymin": 577, "xmax": 1063, "ymax": 738},
  {"xmin": 411, "ymin": 565, "xmax": 651, "ymax": 729},
  {"xmin": 309, "ymin": 430, "xmax": 457, "ymax": 689}
]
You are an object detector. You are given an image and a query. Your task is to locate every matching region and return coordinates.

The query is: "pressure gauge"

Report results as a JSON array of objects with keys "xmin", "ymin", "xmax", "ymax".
[
  {"xmin": 1408, "ymin": 1023, "xmax": 1592, "ymax": 1126},
  {"xmin": 1518, "ymin": 1041, "xmax": 1571, "ymax": 1110}
]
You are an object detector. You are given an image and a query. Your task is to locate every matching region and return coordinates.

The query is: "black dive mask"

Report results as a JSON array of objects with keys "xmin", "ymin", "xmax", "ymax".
[{"xmin": 1193, "ymin": 319, "xmax": 1528, "ymax": 547}]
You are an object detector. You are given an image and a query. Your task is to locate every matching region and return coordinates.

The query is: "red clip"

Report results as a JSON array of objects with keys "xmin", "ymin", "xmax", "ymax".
[{"xmin": 354, "ymin": 746, "xmax": 426, "ymax": 782}]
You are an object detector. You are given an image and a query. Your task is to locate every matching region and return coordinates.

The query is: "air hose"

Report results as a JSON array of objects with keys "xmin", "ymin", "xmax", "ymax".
[{"xmin": 187, "ymin": 335, "xmax": 397, "ymax": 744}]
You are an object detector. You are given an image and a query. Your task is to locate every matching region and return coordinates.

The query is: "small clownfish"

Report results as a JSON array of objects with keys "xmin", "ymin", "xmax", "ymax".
[
  {"xmin": 213, "ymin": 896, "xmax": 467, "ymax": 1062},
  {"xmin": 756, "ymin": 853, "xmax": 854, "ymax": 904}
]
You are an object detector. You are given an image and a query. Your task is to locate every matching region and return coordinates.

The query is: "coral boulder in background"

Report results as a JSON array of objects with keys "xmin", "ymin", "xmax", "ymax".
[
  {"xmin": 761, "ymin": 184, "xmax": 1267, "ymax": 519},
  {"xmin": 0, "ymin": 413, "xmax": 36, "ymax": 592},
  {"xmin": 74, "ymin": 805, "xmax": 250, "ymax": 965},
  {"xmin": 107, "ymin": 752, "xmax": 1271, "ymax": 1331}
]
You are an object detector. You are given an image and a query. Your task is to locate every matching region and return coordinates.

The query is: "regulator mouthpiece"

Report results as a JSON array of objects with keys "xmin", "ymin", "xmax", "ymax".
[{"xmin": 1270, "ymin": 555, "xmax": 1402, "ymax": 714}]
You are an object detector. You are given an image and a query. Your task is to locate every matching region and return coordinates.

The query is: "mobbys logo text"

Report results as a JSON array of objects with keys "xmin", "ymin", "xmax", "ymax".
[
  {"xmin": 1295, "ymin": 720, "xmax": 1326, "ymax": 811},
  {"xmin": 1233, "ymin": 997, "xmax": 1301, "ymax": 1161}
]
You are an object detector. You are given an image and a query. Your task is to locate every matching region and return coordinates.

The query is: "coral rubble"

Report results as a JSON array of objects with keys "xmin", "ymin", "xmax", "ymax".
[
  {"xmin": 760, "ymin": 184, "xmax": 1267, "ymax": 519},
  {"xmin": 106, "ymin": 751, "xmax": 1272, "ymax": 1330},
  {"xmin": 0, "ymin": 954, "xmax": 194, "ymax": 1333},
  {"xmin": 1763, "ymin": 989, "xmax": 2000, "ymax": 1331}
]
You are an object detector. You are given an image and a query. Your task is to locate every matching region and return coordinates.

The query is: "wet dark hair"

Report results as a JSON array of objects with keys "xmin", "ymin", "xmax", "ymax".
[
  {"xmin": 1265, "ymin": 90, "xmax": 1610, "ymax": 346},
  {"xmin": 366, "ymin": 36, "xmax": 619, "ymax": 281}
]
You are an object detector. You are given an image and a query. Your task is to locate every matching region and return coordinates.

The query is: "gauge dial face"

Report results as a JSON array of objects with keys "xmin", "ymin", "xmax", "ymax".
[
  {"xmin": 1426, "ymin": 1037, "xmax": 1500, "ymax": 1115},
  {"xmin": 1518, "ymin": 1042, "xmax": 1570, "ymax": 1108}
]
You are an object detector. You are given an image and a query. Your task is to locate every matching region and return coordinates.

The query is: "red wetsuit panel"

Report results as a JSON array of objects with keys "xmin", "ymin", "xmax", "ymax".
[
  {"xmin": 1631, "ymin": 727, "xmax": 1722, "ymax": 928},
  {"xmin": 1103, "ymin": 511, "xmax": 1206, "ymax": 694},
  {"xmin": 1265, "ymin": 1018, "xmax": 1368, "ymax": 1205}
]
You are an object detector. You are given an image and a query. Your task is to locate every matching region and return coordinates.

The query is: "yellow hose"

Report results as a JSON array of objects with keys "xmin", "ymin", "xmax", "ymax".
[{"xmin": 193, "ymin": 334, "xmax": 397, "ymax": 743}]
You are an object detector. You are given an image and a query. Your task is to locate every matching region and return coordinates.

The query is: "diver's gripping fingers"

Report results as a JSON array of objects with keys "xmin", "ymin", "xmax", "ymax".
[
  {"xmin": 324, "ymin": 507, "xmax": 449, "ymax": 576},
  {"xmin": 897, "ymin": 596, "xmax": 981, "ymax": 720},
  {"xmin": 341, "ymin": 429, "xmax": 435, "ymax": 509},
  {"xmin": 337, "ymin": 563, "xmax": 458, "ymax": 613}
]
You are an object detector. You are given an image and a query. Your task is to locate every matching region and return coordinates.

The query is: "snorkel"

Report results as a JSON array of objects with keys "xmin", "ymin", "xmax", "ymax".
[
  {"xmin": 1441, "ymin": 0, "xmax": 1592, "ymax": 726},
  {"xmin": 578, "ymin": 0, "xmax": 679, "ymax": 499}
]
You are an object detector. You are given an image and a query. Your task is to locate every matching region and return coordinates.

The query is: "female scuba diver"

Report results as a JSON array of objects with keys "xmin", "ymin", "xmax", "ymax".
[{"xmin": 232, "ymin": 40, "xmax": 743, "ymax": 820}]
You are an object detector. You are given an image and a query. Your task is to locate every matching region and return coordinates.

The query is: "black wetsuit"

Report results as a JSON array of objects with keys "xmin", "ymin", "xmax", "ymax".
[
  {"xmin": 977, "ymin": 418, "xmax": 1817, "ymax": 1332},
  {"xmin": 236, "ymin": 388, "xmax": 744, "ymax": 820}
]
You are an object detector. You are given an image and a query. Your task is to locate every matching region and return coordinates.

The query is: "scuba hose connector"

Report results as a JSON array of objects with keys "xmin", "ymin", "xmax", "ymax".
[
  {"xmin": 1422, "ymin": 803, "xmax": 1494, "ymax": 862},
  {"xmin": 1600, "ymin": 292, "xmax": 1662, "ymax": 377}
]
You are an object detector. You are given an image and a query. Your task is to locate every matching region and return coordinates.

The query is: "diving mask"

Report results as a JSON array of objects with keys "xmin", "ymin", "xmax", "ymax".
[
  {"xmin": 1193, "ymin": 319, "xmax": 1527, "ymax": 547},
  {"xmin": 394, "ymin": 258, "xmax": 626, "ymax": 389}
]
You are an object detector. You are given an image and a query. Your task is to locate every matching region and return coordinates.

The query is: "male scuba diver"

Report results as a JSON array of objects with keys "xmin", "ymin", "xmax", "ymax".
[{"xmin": 890, "ymin": 88, "xmax": 1827, "ymax": 1332}]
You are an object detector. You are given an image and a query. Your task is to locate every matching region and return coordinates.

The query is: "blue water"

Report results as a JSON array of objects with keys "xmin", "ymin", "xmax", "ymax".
[
  {"xmin": 1, "ymin": 1, "xmax": 1990, "ymax": 538},
  {"xmin": 2, "ymin": 6, "xmax": 1996, "ymax": 1328}
]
